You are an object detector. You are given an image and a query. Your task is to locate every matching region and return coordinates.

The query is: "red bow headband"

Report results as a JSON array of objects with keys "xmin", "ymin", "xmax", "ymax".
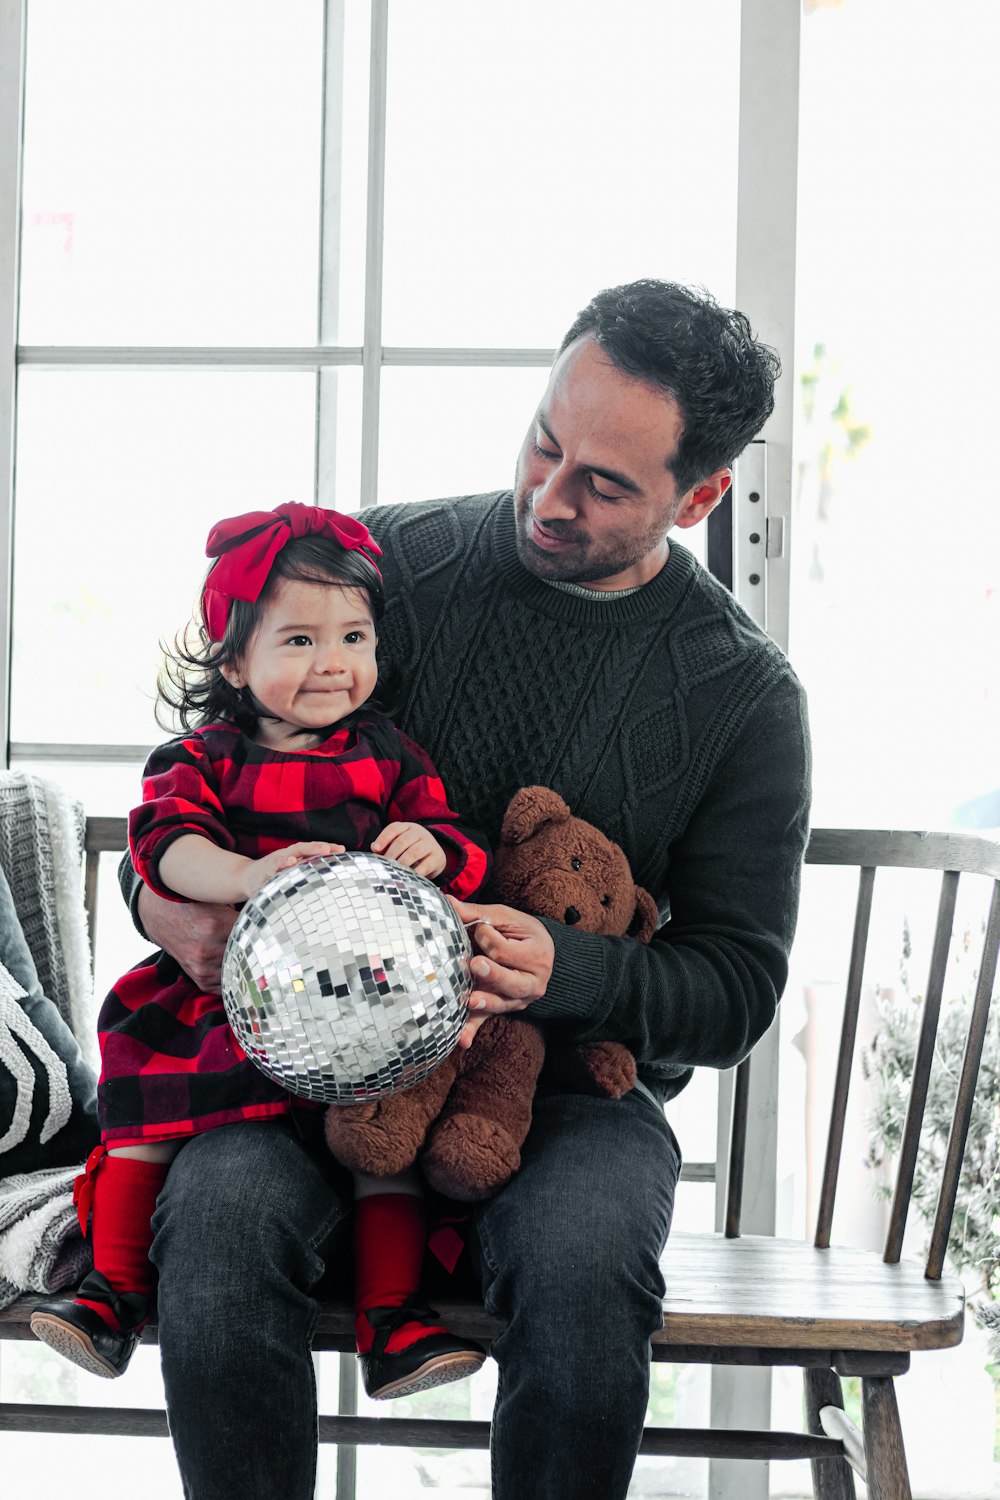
[{"xmin": 201, "ymin": 502, "xmax": 383, "ymax": 641}]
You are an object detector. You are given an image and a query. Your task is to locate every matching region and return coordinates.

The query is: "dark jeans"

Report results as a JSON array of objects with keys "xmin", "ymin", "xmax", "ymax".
[{"xmin": 150, "ymin": 1088, "xmax": 681, "ymax": 1500}]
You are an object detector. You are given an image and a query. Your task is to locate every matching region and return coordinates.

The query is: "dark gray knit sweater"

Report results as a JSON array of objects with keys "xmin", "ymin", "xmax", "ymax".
[
  {"xmin": 123, "ymin": 491, "xmax": 811, "ymax": 1105},
  {"xmin": 359, "ymin": 492, "xmax": 811, "ymax": 1103}
]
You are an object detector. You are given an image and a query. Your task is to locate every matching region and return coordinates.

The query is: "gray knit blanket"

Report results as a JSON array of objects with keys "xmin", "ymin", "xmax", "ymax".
[
  {"xmin": 0, "ymin": 772, "xmax": 94, "ymax": 1308},
  {"xmin": 0, "ymin": 1165, "xmax": 90, "ymax": 1306},
  {"xmin": 0, "ymin": 772, "xmax": 92, "ymax": 1061}
]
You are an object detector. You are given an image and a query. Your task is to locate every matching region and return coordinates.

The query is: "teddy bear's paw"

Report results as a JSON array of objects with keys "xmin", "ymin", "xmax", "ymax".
[
  {"xmin": 577, "ymin": 1041, "xmax": 638, "ymax": 1100},
  {"xmin": 327, "ymin": 1101, "xmax": 380, "ymax": 1126},
  {"xmin": 421, "ymin": 1115, "xmax": 521, "ymax": 1203},
  {"xmin": 544, "ymin": 1041, "xmax": 638, "ymax": 1100},
  {"xmin": 323, "ymin": 1105, "xmax": 422, "ymax": 1177}
]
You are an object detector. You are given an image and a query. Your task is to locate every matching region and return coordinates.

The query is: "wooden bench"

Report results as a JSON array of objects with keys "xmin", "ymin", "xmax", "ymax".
[{"xmin": 2, "ymin": 821, "xmax": 998, "ymax": 1500}]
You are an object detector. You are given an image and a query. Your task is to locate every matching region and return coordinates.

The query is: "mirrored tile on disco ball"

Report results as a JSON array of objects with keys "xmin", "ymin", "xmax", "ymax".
[{"xmin": 222, "ymin": 851, "xmax": 472, "ymax": 1104}]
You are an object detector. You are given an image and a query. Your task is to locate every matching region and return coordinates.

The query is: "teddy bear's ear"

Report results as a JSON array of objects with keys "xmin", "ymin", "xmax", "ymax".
[
  {"xmin": 501, "ymin": 786, "xmax": 572, "ymax": 845},
  {"xmin": 628, "ymin": 884, "xmax": 660, "ymax": 943}
]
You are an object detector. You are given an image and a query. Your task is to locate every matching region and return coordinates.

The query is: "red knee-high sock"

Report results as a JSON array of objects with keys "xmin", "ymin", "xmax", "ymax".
[
  {"xmin": 77, "ymin": 1154, "xmax": 170, "ymax": 1332},
  {"xmin": 353, "ymin": 1193, "xmax": 448, "ymax": 1355}
]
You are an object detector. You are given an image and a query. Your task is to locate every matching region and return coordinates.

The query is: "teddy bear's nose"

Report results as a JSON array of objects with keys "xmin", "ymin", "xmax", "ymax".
[{"xmin": 564, "ymin": 906, "xmax": 582, "ymax": 925}]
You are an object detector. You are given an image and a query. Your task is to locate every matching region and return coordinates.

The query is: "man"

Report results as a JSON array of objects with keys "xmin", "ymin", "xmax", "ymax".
[{"xmin": 126, "ymin": 279, "xmax": 811, "ymax": 1499}]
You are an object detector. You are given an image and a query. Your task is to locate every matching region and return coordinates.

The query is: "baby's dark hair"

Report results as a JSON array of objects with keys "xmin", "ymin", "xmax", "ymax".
[{"xmin": 157, "ymin": 535, "xmax": 394, "ymax": 735}]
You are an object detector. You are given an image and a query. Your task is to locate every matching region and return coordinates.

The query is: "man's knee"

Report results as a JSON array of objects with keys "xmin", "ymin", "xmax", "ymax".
[
  {"xmin": 474, "ymin": 1094, "xmax": 678, "ymax": 1333},
  {"xmin": 499, "ymin": 1214, "xmax": 663, "ymax": 1321},
  {"xmin": 151, "ymin": 1121, "xmax": 349, "ymax": 1304},
  {"xmin": 478, "ymin": 1186, "xmax": 667, "ymax": 1344}
]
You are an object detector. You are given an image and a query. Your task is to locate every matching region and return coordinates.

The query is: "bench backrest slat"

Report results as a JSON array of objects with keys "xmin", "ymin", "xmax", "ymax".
[
  {"xmin": 926, "ymin": 878, "xmax": 1000, "ymax": 1280},
  {"xmin": 84, "ymin": 816, "xmax": 128, "ymax": 963},
  {"xmin": 814, "ymin": 863, "xmax": 876, "ymax": 1250},
  {"xmin": 883, "ymin": 869, "xmax": 958, "ymax": 1265}
]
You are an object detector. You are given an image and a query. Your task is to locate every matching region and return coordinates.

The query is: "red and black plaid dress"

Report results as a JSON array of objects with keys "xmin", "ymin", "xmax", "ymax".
[{"xmin": 97, "ymin": 713, "xmax": 492, "ymax": 1145}]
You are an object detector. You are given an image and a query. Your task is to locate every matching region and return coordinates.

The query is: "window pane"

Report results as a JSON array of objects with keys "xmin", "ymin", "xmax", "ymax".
[
  {"xmin": 11, "ymin": 370, "xmax": 318, "ymax": 746},
  {"xmin": 322, "ymin": 0, "xmax": 372, "ymax": 347},
  {"xmin": 381, "ymin": 0, "xmax": 740, "ymax": 348},
  {"xmin": 792, "ymin": 1, "xmax": 1000, "ymax": 832},
  {"xmin": 377, "ymin": 366, "xmax": 545, "ymax": 506},
  {"xmin": 19, "ymin": 0, "xmax": 325, "ymax": 345}
]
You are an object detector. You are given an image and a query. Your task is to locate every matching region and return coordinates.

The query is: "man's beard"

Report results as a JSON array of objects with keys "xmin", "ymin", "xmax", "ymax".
[{"xmin": 513, "ymin": 493, "xmax": 664, "ymax": 585}]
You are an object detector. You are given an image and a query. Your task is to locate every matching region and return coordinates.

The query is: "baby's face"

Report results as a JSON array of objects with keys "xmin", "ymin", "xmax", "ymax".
[{"xmin": 226, "ymin": 578, "xmax": 378, "ymax": 747}]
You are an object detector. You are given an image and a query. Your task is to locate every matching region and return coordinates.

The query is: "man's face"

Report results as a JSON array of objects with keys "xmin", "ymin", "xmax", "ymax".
[{"xmin": 513, "ymin": 336, "xmax": 727, "ymax": 590}]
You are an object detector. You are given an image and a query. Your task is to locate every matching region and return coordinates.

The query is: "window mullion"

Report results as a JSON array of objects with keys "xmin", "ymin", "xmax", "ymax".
[
  {"xmin": 17, "ymin": 346, "xmax": 555, "ymax": 369},
  {"xmin": 0, "ymin": 0, "xmax": 26, "ymax": 769},
  {"xmin": 316, "ymin": 0, "xmax": 347, "ymax": 508},
  {"xmin": 734, "ymin": 0, "xmax": 800, "ymax": 661},
  {"xmin": 359, "ymin": 0, "xmax": 388, "ymax": 510},
  {"xmin": 709, "ymin": 4, "xmax": 802, "ymax": 1498},
  {"xmin": 15, "ymin": 345, "xmax": 364, "ymax": 369}
]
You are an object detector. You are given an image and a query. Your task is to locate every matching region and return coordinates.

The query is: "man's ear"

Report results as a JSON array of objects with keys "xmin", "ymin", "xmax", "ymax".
[{"xmin": 672, "ymin": 468, "xmax": 732, "ymax": 531}]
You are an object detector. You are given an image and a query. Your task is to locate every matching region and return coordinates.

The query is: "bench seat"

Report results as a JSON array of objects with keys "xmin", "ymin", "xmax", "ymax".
[{"xmin": 0, "ymin": 1231, "xmax": 964, "ymax": 1359}]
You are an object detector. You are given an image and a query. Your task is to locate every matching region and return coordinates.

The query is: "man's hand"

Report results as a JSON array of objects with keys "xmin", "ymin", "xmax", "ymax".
[
  {"xmin": 371, "ymin": 822, "xmax": 447, "ymax": 880},
  {"xmin": 137, "ymin": 884, "xmax": 237, "ymax": 993},
  {"xmin": 446, "ymin": 898, "xmax": 555, "ymax": 1049}
]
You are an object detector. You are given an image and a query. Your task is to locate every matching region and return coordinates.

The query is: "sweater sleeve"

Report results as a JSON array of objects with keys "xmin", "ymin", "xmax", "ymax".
[
  {"xmin": 529, "ymin": 675, "xmax": 812, "ymax": 1072},
  {"xmin": 128, "ymin": 735, "xmax": 236, "ymax": 902},
  {"xmin": 384, "ymin": 728, "xmax": 493, "ymax": 900}
]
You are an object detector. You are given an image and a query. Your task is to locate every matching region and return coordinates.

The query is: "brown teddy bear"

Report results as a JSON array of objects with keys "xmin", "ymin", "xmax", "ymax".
[{"xmin": 323, "ymin": 786, "xmax": 659, "ymax": 1201}]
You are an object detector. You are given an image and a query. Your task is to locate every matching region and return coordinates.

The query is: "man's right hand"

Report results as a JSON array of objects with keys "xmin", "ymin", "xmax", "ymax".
[{"xmin": 137, "ymin": 884, "xmax": 237, "ymax": 993}]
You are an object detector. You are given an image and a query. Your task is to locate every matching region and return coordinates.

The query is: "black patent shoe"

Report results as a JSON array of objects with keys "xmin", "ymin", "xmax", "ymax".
[
  {"xmin": 359, "ymin": 1300, "xmax": 486, "ymax": 1401},
  {"xmin": 30, "ymin": 1270, "xmax": 147, "ymax": 1379}
]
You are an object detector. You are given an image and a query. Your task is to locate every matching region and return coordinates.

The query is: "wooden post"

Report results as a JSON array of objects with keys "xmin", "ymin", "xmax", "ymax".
[{"xmin": 861, "ymin": 1377, "xmax": 912, "ymax": 1500}]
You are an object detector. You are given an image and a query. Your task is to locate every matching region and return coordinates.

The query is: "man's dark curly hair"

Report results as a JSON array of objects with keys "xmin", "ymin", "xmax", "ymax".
[{"xmin": 559, "ymin": 279, "xmax": 781, "ymax": 496}]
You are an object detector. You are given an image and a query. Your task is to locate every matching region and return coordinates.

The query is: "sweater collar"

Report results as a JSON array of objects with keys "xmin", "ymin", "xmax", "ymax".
[{"xmin": 490, "ymin": 491, "xmax": 698, "ymax": 626}]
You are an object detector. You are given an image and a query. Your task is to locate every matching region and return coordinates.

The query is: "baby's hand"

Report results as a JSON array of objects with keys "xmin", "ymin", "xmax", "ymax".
[
  {"xmin": 371, "ymin": 823, "xmax": 446, "ymax": 880},
  {"xmin": 241, "ymin": 841, "xmax": 344, "ymax": 899}
]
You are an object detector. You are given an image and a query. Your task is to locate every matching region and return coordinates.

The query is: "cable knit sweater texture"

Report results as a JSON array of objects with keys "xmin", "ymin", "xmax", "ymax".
[
  {"xmin": 357, "ymin": 492, "xmax": 811, "ymax": 1102},
  {"xmin": 124, "ymin": 491, "xmax": 811, "ymax": 1104}
]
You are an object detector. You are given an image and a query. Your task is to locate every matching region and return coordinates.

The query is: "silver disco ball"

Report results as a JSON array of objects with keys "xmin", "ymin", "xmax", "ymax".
[{"xmin": 222, "ymin": 851, "xmax": 472, "ymax": 1104}]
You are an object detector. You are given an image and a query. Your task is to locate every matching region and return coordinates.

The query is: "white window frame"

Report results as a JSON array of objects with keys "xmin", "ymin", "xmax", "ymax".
[{"xmin": 711, "ymin": 7, "xmax": 800, "ymax": 1496}]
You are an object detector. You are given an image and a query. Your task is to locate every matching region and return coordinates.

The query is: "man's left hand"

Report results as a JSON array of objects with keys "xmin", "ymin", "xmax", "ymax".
[{"xmin": 446, "ymin": 898, "xmax": 555, "ymax": 1049}]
